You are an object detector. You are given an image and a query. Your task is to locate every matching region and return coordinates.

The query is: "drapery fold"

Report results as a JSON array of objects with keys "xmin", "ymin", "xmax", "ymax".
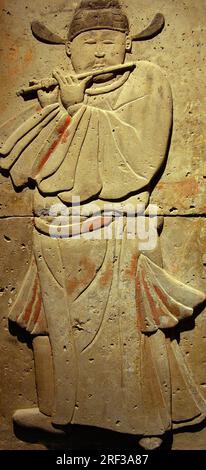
[
  {"xmin": 2, "ymin": 61, "xmax": 206, "ymax": 434},
  {"xmin": 135, "ymin": 255, "xmax": 205, "ymax": 333},
  {"xmin": 0, "ymin": 62, "xmax": 172, "ymax": 202},
  {"xmin": 8, "ymin": 232, "xmax": 205, "ymax": 432}
]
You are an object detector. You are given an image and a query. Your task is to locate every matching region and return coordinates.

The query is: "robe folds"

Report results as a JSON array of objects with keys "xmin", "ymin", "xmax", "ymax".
[
  {"xmin": 0, "ymin": 61, "xmax": 172, "ymax": 203},
  {"xmin": 1, "ymin": 61, "xmax": 206, "ymax": 436}
]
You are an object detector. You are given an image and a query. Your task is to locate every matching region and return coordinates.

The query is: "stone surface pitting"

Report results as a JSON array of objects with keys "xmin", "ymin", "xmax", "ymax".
[{"xmin": 0, "ymin": 0, "xmax": 205, "ymax": 451}]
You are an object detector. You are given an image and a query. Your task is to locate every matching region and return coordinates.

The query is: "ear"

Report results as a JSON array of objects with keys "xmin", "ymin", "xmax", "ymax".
[
  {"xmin": 65, "ymin": 41, "xmax": 71, "ymax": 57},
  {"xmin": 125, "ymin": 36, "xmax": 132, "ymax": 53}
]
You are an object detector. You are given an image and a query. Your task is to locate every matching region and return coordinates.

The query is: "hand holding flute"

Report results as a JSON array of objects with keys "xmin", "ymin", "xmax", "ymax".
[
  {"xmin": 17, "ymin": 62, "xmax": 136, "ymax": 104},
  {"xmin": 31, "ymin": 68, "xmax": 93, "ymax": 110},
  {"xmin": 18, "ymin": 62, "xmax": 136, "ymax": 111},
  {"xmin": 53, "ymin": 68, "xmax": 93, "ymax": 111}
]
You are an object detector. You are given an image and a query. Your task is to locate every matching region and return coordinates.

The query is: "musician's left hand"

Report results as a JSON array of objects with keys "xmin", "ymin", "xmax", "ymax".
[{"xmin": 32, "ymin": 78, "xmax": 59, "ymax": 107}]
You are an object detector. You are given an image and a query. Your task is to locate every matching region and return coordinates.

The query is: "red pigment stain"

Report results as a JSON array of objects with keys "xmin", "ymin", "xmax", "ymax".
[
  {"xmin": 33, "ymin": 291, "xmax": 42, "ymax": 324},
  {"xmin": 102, "ymin": 216, "xmax": 112, "ymax": 226},
  {"xmin": 135, "ymin": 275, "xmax": 145, "ymax": 331},
  {"xmin": 61, "ymin": 129, "xmax": 69, "ymax": 144},
  {"xmin": 125, "ymin": 254, "xmax": 138, "ymax": 280},
  {"xmin": 142, "ymin": 271, "xmax": 161, "ymax": 327},
  {"xmin": 37, "ymin": 115, "xmax": 71, "ymax": 172},
  {"xmin": 23, "ymin": 278, "xmax": 38, "ymax": 323},
  {"xmin": 24, "ymin": 48, "xmax": 33, "ymax": 65},
  {"xmin": 68, "ymin": 257, "xmax": 96, "ymax": 295},
  {"xmin": 83, "ymin": 216, "xmax": 112, "ymax": 234},
  {"xmin": 158, "ymin": 176, "xmax": 199, "ymax": 199},
  {"xmin": 153, "ymin": 284, "xmax": 181, "ymax": 319},
  {"xmin": 10, "ymin": 65, "xmax": 20, "ymax": 77},
  {"xmin": 8, "ymin": 44, "xmax": 19, "ymax": 62},
  {"xmin": 100, "ymin": 264, "xmax": 113, "ymax": 287}
]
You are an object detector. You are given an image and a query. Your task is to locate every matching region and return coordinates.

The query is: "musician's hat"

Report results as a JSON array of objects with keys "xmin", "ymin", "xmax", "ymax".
[
  {"xmin": 31, "ymin": 1, "xmax": 165, "ymax": 45},
  {"xmin": 68, "ymin": 0, "xmax": 129, "ymax": 41}
]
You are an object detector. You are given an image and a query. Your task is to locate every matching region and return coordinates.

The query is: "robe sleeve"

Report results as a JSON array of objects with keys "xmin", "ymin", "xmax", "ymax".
[
  {"xmin": 0, "ymin": 62, "xmax": 173, "ymax": 201},
  {"xmin": 0, "ymin": 102, "xmax": 69, "ymax": 187},
  {"xmin": 136, "ymin": 254, "xmax": 206, "ymax": 333},
  {"xmin": 98, "ymin": 62, "xmax": 173, "ymax": 200},
  {"xmin": 8, "ymin": 255, "xmax": 48, "ymax": 335}
]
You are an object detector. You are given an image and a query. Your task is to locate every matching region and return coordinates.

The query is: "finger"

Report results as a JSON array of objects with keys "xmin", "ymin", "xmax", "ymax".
[
  {"xmin": 49, "ymin": 88, "xmax": 59, "ymax": 99},
  {"xmin": 53, "ymin": 68, "xmax": 67, "ymax": 85},
  {"xmin": 66, "ymin": 74, "xmax": 75, "ymax": 85},
  {"xmin": 37, "ymin": 90, "xmax": 45, "ymax": 98},
  {"xmin": 70, "ymin": 74, "xmax": 79, "ymax": 84},
  {"xmin": 84, "ymin": 74, "xmax": 93, "ymax": 82},
  {"xmin": 29, "ymin": 78, "xmax": 38, "ymax": 85},
  {"xmin": 54, "ymin": 67, "xmax": 67, "ymax": 80},
  {"xmin": 81, "ymin": 75, "xmax": 93, "ymax": 89},
  {"xmin": 42, "ymin": 79, "xmax": 53, "ymax": 89},
  {"xmin": 37, "ymin": 89, "xmax": 47, "ymax": 102}
]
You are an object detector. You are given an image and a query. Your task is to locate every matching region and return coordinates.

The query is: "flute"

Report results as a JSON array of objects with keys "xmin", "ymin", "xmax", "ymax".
[{"xmin": 16, "ymin": 62, "xmax": 136, "ymax": 96}]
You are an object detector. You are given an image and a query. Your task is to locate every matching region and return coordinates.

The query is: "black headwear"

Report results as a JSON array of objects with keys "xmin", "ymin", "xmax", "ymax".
[{"xmin": 31, "ymin": 1, "xmax": 165, "ymax": 45}]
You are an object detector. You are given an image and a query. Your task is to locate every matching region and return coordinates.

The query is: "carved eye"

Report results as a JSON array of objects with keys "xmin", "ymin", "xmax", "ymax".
[
  {"xmin": 103, "ymin": 40, "xmax": 115, "ymax": 45},
  {"xmin": 84, "ymin": 39, "xmax": 97, "ymax": 45}
]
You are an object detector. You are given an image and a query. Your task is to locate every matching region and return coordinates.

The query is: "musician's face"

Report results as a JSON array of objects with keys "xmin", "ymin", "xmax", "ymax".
[{"xmin": 68, "ymin": 29, "xmax": 127, "ymax": 82}]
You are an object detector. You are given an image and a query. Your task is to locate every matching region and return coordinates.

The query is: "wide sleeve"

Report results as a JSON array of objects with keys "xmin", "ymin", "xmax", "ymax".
[
  {"xmin": 136, "ymin": 254, "xmax": 205, "ymax": 333},
  {"xmin": 98, "ymin": 62, "xmax": 173, "ymax": 200},
  {"xmin": 0, "ymin": 102, "xmax": 70, "ymax": 187}
]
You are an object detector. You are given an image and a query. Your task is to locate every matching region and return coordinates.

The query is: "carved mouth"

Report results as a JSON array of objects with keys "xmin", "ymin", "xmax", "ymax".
[{"xmin": 92, "ymin": 64, "xmax": 105, "ymax": 70}]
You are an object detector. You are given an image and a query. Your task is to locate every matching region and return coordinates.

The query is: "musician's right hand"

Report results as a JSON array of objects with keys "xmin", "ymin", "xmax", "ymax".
[{"xmin": 52, "ymin": 68, "xmax": 92, "ymax": 112}]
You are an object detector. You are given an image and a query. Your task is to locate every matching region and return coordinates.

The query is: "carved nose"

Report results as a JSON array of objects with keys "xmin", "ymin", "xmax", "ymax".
[{"xmin": 95, "ymin": 50, "xmax": 105, "ymax": 58}]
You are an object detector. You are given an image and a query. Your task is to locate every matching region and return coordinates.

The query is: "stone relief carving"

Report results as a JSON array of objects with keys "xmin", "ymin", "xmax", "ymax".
[{"xmin": 0, "ymin": 0, "xmax": 205, "ymax": 450}]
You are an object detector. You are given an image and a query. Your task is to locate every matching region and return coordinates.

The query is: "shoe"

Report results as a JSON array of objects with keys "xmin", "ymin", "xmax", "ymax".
[
  {"xmin": 139, "ymin": 436, "xmax": 163, "ymax": 450},
  {"xmin": 13, "ymin": 407, "xmax": 66, "ymax": 435}
]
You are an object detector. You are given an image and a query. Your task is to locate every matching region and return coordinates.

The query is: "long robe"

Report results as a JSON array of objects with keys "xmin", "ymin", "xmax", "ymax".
[{"xmin": 1, "ymin": 61, "xmax": 206, "ymax": 436}]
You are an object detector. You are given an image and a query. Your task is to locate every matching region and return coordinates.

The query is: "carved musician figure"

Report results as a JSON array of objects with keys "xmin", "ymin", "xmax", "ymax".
[{"xmin": 0, "ymin": 0, "xmax": 206, "ymax": 450}]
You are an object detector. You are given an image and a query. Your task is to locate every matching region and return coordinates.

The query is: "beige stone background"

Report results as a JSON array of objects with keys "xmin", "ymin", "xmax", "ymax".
[{"xmin": 0, "ymin": 0, "xmax": 206, "ymax": 450}]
